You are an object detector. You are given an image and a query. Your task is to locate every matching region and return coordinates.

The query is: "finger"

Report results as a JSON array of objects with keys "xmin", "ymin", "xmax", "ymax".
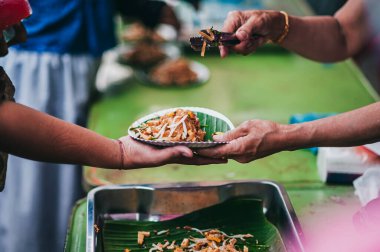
[
  {"xmin": 213, "ymin": 126, "xmax": 248, "ymax": 142},
  {"xmin": 219, "ymin": 45, "xmax": 229, "ymax": 58},
  {"xmin": 197, "ymin": 140, "xmax": 243, "ymax": 158},
  {"xmin": 150, "ymin": 145, "xmax": 194, "ymax": 165},
  {"xmin": 174, "ymin": 156, "xmax": 228, "ymax": 166},
  {"xmin": 232, "ymin": 155, "xmax": 254, "ymax": 164},
  {"xmin": 197, "ymin": 145, "xmax": 229, "ymax": 158},
  {"xmin": 233, "ymin": 40, "xmax": 257, "ymax": 55},
  {"xmin": 235, "ymin": 14, "xmax": 264, "ymax": 41},
  {"xmin": 233, "ymin": 16, "xmax": 267, "ymax": 55},
  {"xmin": 198, "ymin": 134, "xmax": 249, "ymax": 158},
  {"xmin": 223, "ymin": 11, "xmax": 242, "ymax": 33}
]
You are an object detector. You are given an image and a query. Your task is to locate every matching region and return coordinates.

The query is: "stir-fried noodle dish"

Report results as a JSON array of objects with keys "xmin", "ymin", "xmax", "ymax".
[
  {"xmin": 131, "ymin": 109, "xmax": 206, "ymax": 142},
  {"xmin": 149, "ymin": 58, "xmax": 197, "ymax": 86}
]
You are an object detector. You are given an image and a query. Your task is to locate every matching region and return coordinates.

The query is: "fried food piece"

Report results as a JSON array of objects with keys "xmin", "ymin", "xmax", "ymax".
[{"xmin": 138, "ymin": 231, "xmax": 151, "ymax": 245}]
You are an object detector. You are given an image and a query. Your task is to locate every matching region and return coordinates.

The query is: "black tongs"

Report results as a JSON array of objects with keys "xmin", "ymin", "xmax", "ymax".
[{"xmin": 190, "ymin": 28, "xmax": 262, "ymax": 52}]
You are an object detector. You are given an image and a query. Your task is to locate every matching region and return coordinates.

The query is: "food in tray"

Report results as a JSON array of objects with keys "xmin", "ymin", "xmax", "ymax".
[
  {"xmin": 137, "ymin": 231, "xmax": 151, "ymax": 245},
  {"xmin": 149, "ymin": 58, "xmax": 197, "ymax": 86},
  {"xmin": 130, "ymin": 109, "xmax": 206, "ymax": 142},
  {"xmin": 129, "ymin": 227, "xmax": 254, "ymax": 252},
  {"xmin": 120, "ymin": 42, "xmax": 166, "ymax": 67},
  {"xmin": 122, "ymin": 22, "xmax": 165, "ymax": 43}
]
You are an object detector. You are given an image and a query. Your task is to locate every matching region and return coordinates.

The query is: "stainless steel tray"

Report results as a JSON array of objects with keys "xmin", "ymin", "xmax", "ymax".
[{"xmin": 87, "ymin": 181, "xmax": 305, "ymax": 252}]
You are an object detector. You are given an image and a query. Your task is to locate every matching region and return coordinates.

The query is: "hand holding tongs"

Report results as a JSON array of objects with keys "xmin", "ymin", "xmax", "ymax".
[{"xmin": 189, "ymin": 28, "xmax": 262, "ymax": 56}]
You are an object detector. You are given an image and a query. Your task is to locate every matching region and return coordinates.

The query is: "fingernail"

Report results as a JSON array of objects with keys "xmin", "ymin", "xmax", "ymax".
[{"xmin": 237, "ymin": 30, "xmax": 249, "ymax": 40}]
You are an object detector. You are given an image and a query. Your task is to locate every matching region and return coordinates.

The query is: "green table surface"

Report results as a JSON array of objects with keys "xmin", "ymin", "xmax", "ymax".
[
  {"xmin": 66, "ymin": 50, "xmax": 378, "ymax": 251},
  {"xmin": 83, "ymin": 51, "xmax": 377, "ymax": 188}
]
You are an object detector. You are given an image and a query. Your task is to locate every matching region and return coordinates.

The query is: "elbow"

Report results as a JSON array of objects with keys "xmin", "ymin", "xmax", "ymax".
[{"xmin": 319, "ymin": 18, "xmax": 351, "ymax": 63}]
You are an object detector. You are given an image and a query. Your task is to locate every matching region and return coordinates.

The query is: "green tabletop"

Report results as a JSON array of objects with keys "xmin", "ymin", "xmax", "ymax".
[{"xmin": 84, "ymin": 51, "xmax": 376, "ymax": 188}]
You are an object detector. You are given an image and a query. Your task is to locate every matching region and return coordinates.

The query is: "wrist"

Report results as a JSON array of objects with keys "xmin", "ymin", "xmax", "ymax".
[
  {"xmin": 280, "ymin": 123, "xmax": 315, "ymax": 151},
  {"xmin": 116, "ymin": 139, "xmax": 126, "ymax": 169},
  {"xmin": 268, "ymin": 11, "xmax": 289, "ymax": 44}
]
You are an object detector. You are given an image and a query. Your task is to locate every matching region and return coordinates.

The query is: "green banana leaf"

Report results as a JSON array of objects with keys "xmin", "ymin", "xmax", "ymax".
[
  {"xmin": 102, "ymin": 198, "xmax": 285, "ymax": 252},
  {"xmin": 195, "ymin": 111, "xmax": 232, "ymax": 141}
]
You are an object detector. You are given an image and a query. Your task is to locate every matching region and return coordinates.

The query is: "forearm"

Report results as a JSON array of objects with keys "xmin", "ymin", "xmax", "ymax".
[
  {"xmin": 282, "ymin": 16, "xmax": 349, "ymax": 62},
  {"xmin": 279, "ymin": 0, "xmax": 369, "ymax": 62},
  {"xmin": 0, "ymin": 102, "xmax": 120, "ymax": 168},
  {"xmin": 283, "ymin": 102, "xmax": 380, "ymax": 150}
]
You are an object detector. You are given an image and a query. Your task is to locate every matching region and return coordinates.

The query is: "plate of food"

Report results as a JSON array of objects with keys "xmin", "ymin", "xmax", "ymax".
[
  {"xmin": 135, "ymin": 58, "xmax": 210, "ymax": 88},
  {"xmin": 117, "ymin": 42, "xmax": 180, "ymax": 69},
  {"xmin": 128, "ymin": 107, "xmax": 234, "ymax": 148}
]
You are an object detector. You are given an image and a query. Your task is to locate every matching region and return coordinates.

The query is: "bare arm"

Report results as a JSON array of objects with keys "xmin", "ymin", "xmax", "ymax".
[
  {"xmin": 198, "ymin": 102, "xmax": 380, "ymax": 163},
  {"xmin": 288, "ymin": 102, "xmax": 380, "ymax": 148},
  {"xmin": 0, "ymin": 101, "xmax": 121, "ymax": 167},
  {"xmin": 0, "ymin": 102, "xmax": 226, "ymax": 169},
  {"xmin": 221, "ymin": 0, "xmax": 371, "ymax": 62},
  {"xmin": 283, "ymin": 0, "xmax": 371, "ymax": 62}
]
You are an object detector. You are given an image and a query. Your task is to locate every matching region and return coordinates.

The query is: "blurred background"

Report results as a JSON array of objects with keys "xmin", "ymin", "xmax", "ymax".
[{"xmin": 2, "ymin": 0, "xmax": 380, "ymax": 252}]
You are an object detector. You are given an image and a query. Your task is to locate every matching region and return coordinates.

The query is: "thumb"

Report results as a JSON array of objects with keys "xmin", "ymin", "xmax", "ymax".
[
  {"xmin": 213, "ymin": 127, "xmax": 247, "ymax": 142},
  {"xmin": 235, "ymin": 16, "xmax": 260, "ymax": 42},
  {"xmin": 153, "ymin": 146, "xmax": 193, "ymax": 163}
]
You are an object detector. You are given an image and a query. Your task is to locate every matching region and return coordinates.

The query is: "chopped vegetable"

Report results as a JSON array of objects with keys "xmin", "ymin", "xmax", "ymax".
[{"xmin": 139, "ymin": 227, "xmax": 254, "ymax": 252}]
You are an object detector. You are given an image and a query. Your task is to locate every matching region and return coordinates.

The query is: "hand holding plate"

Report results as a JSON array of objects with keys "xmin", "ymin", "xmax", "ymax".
[
  {"xmin": 119, "ymin": 136, "xmax": 227, "ymax": 169},
  {"xmin": 198, "ymin": 119, "xmax": 287, "ymax": 163}
]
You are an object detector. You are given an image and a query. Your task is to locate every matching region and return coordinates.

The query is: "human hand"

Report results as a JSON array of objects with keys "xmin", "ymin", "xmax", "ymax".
[
  {"xmin": 220, "ymin": 10, "xmax": 285, "ymax": 57},
  {"xmin": 0, "ymin": 23, "xmax": 27, "ymax": 56},
  {"xmin": 119, "ymin": 136, "xmax": 227, "ymax": 169},
  {"xmin": 197, "ymin": 120, "xmax": 288, "ymax": 163}
]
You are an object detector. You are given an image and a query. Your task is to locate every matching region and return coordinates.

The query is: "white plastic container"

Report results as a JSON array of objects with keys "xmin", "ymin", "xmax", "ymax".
[{"xmin": 317, "ymin": 147, "xmax": 380, "ymax": 184}]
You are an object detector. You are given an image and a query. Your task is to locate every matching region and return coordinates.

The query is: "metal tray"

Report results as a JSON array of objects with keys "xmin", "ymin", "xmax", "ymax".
[{"xmin": 87, "ymin": 181, "xmax": 305, "ymax": 252}]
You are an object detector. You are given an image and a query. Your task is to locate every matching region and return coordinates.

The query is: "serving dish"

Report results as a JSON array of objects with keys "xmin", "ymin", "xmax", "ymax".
[
  {"xmin": 117, "ymin": 43, "xmax": 181, "ymax": 68},
  {"xmin": 134, "ymin": 60, "xmax": 210, "ymax": 88},
  {"xmin": 86, "ymin": 181, "xmax": 305, "ymax": 252},
  {"xmin": 128, "ymin": 107, "xmax": 234, "ymax": 148}
]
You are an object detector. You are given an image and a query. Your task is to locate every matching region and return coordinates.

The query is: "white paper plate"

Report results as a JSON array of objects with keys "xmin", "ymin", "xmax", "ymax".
[
  {"xmin": 117, "ymin": 43, "xmax": 181, "ymax": 67},
  {"xmin": 128, "ymin": 107, "xmax": 234, "ymax": 148}
]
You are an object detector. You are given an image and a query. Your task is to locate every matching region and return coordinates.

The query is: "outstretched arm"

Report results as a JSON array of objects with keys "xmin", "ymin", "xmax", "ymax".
[
  {"xmin": 198, "ymin": 102, "xmax": 380, "ymax": 163},
  {"xmin": 0, "ymin": 102, "xmax": 225, "ymax": 169},
  {"xmin": 0, "ymin": 101, "xmax": 121, "ymax": 167}
]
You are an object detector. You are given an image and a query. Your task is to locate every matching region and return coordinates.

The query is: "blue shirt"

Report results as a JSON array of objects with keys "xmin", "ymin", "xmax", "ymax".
[{"xmin": 14, "ymin": 0, "xmax": 118, "ymax": 57}]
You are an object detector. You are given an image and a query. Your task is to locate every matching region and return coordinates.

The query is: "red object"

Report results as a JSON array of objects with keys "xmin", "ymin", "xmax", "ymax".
[{"xmin": 0, "ymin": 0, "xmax": 32, "ymax": 30}]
